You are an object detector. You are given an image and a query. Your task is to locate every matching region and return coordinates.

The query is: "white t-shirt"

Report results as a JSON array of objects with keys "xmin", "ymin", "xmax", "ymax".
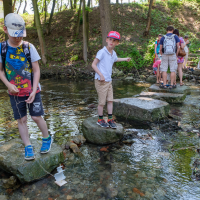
[
  {"xmin": 184, "ymin": 41, "xmax": 189, "ymax": 53},
  {"xmin": 94, "ymin": 46, "xmax": 118, "ymax": 82},
  {"xmin": 0, "ymin": 40, "xmax": 41, "ymax": 63}
]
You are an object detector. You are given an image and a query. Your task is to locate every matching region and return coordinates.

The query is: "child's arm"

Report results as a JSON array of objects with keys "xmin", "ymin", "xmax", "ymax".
[
  {"xmin": 155, "ymin": 43, "xmax": 158, "ymax": 58},
  {"xmin": 92, "ymin": 58, "xmax": 105, "ymax": 82},
  {"xmin": 116, "ymin": 58, "xmax": 131, "ymax": 62},
  {"xmin": 159, "ymin": 45, "xmax": 163, "ymax": 55},
  {"xmin": 25, "ymin": 61, "xmax": 40, "ymax": 103},
  {"xmin": 0, "ymin": 63, "xmax": 19, "ymax": 94}
]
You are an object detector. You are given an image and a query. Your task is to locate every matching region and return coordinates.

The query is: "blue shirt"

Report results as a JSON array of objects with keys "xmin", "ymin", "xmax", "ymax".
[
  {"xmin": 160, "ymin": 33, "xmax": 180, "ymax": 45},
  {"xmin": 155, "ymin": 40, "xmax": 160, "ymax": 54}
]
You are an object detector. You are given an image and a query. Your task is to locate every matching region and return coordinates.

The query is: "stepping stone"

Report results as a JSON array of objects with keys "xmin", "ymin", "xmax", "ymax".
[
  {"xmin": 139, "ymin": 92, "xmax": 186, "ymax": 104},
  {"xmin": 149, "ymin": 84, "xmax": 191, "ymax": 95},
  {"xmin": 113, "ymin": 97, "xmax": 169, "ymax": 122},
  {"xmin": 0, "ymin": 139, "xmax": 64, "ymax": 183},
  {"xmin": 82, "ymin": 117, "xmax": 124, "ymax": 145}
]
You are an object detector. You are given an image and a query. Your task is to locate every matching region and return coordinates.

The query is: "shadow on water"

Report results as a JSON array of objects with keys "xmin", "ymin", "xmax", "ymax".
[{"xmin": 1, "ymin": 79, "xmax": 200, "ymax": 199}]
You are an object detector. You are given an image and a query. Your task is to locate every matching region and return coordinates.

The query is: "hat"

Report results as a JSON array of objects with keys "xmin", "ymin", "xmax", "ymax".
[
  {"xmin": 107, "ymin": 31, "xmax": 120, "ymax": 40},
  {"xmin": 4, "ymin": 13, "xmax": 26, "ymax": 37}
]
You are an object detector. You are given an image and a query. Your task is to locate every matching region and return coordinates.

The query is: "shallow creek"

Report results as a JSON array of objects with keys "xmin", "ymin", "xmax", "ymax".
[{"xmin": 0, "ymin": 79, "xmax": 200, "ymax": 200}]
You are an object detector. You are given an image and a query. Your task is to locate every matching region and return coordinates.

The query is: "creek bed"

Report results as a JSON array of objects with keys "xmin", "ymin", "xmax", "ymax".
[{"xmin": 0, "ymin": 79, "xmax": 200, "ymax": 199}]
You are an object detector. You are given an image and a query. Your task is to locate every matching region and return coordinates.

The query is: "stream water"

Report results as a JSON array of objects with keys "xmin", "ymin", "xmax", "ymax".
[{"xmin": 0, "ymin": 79, "xmax": 200, "ymax": 200}]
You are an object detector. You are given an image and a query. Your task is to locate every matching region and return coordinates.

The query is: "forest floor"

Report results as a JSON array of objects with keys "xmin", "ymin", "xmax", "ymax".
[{"xmin": 0, "ymin": 1, "xmax": 200, "ymax": 77}]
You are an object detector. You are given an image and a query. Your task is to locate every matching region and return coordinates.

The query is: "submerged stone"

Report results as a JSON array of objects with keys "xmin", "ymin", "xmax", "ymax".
[
  {"xmin": 113, "ymin": 97, "xmax": 169, "ymax": 122},
  {"xmin": 149, "ymin": 84, "xmax": 191, "ymax": 95},
  {"xmin": 139, "ymin": 92, "xmax": 186, "ymax": 103},
  {"xmin": 82, "ymin": 117, "xmax": 124, "ymax": 145},
  {"xmin": 0, "ymin": 139, "xmax": 64, "ymax": 183}
]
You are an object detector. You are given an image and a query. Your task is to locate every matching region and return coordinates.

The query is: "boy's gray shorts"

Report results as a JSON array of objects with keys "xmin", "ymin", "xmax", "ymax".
[{"xmin": 160, "ymin": 54, "xmax": 178, "ymax": 72}]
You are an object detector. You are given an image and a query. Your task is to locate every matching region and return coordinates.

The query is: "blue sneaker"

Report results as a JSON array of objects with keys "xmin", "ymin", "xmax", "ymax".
[
  {"xmin": 40, "ymin": 136, "xmax": 52, "ymax": 154},
  {"xmin": 25, "ymin": 145, "xmax": 35, "ymax": 160}
]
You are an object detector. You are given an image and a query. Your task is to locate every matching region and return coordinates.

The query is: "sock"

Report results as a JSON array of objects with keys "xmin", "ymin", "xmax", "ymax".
[
  {"xmin": 98, "ymin": 115, "xmax": 103, "ymax": 120},
  {"xmin": 43, "ymin": 135, "xmax": 50, "ymax": 139},
  {"xmin": 108, "ymin": 114, "xmax": 112, "ymax": 120}
]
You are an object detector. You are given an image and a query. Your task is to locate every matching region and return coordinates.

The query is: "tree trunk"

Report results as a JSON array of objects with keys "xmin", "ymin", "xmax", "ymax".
[
  {"xmin": 17, "ymin": 0, "xmax": 22, "ymax": 14},
  {"xmin": 143, "ymin": 0, "xmax": 153, "ymax": 36},
  {"xmin": 86, "ymin": 0, "xmax": 90, "ymax": 45},
  {"xmin": 75, "ymin": 0, "xmax": 82, "ymax": 37},
  {"xmin": 12, "ymin": 0, "xmax": 17, "ymax": 12},
  {"xmin": 3, "ymin": 0, "xmax": 12, "ymax": 40},
  {"xmin": 60, "ymin": 0, "xmax": 63, "ymax": 11},
  {"xmin": 46, "ymin": 0, "xmax": 56, "ymax": 35},
  {"xmin": 44, "ymin": 0, "xmax": 47, "ymax": 22},
  {"xmin": 99, "ymin": 0, "xmax": 112, "ymax": 47},
  {"xmin": 91, "ymin": 0, "xmax": 93, "ymax": 7},
  {"xmin": 70, "ymin": 0, "xmax": 73, "ymax": 9},
  {"xmin": 23, "ymin": 0, "xmax": 27, "ymax": 13},
  {"xmin": 32, "ymin": 0, "xmax": 47, "ymax": 65},
  {"xmin": 116, "ymin": 0, "xmax": 119, "ymax": 3},
  {"xmin": 74, "ymin": 0, "xmax": 76, "ymax": 9},
  {"xmin": 82, "ymin": 0, "xmax": 87, "ymax": 62}
]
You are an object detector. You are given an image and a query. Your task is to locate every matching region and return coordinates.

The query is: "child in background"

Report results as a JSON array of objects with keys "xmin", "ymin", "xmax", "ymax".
[{"xmin": 153, "ymin": 59, "xmax": 161, "ymax": 84}]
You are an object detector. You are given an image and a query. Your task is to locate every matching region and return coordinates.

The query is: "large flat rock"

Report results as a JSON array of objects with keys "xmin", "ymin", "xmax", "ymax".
[
  {"xmin": 113, "ymin": 97, "xmax": 170, "ymax": 122},
  {"xmin": 0, "ymin": 139, "xmax": 64, "ymax": 183},
  {"xmin": 82, "ymin": 117, "xmax": 124, "ymax": 145},
  {"xmin": 139, "ymin": 92, "xmax": 186, "ymax": 104},
  {"xmin": 149, "ymin": 84, "xmax": 191, "ymax": 95}
]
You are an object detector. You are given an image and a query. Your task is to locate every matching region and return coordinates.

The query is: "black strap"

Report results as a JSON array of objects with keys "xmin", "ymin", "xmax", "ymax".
[
  {"xmin": 22, "ymin": 41, "xmax": 33, "ymax": 86},
  {"xmin": 1, "ymin": 41, "xmax": 8, "ymax": 80}
]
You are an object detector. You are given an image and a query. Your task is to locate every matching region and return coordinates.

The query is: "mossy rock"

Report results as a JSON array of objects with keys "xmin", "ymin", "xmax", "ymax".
[
  {"xmin": 82, "ymin": 117, "xmax": 124, "ymax": 145},
  {"xmin": 0, "ymin": 139, "xmax": 64, "ymax": 183}
]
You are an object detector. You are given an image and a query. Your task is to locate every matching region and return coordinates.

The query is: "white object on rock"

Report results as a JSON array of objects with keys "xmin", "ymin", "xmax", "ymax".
[{"xmin": 54, "ymin": 166, "xmax": 67, "ymax": 186}]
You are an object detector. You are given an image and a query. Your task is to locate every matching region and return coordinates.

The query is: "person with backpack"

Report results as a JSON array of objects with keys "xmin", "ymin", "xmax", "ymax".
[
  {"xmin": 154, "ymin": 34, "xmax": 162, "ymax": 63},
  {"xmin": 159, "ymin": 26, "xmax": 180, "ymax": 89},
  {"xmin": 0, "ymin": 14, "xmax": 51, "ymax": 160}
]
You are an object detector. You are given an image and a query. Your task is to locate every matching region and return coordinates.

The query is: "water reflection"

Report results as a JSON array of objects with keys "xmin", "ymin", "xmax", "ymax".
[{"xmin": 0, "ymin": 79, "xmax": 200, "ymax": 199}]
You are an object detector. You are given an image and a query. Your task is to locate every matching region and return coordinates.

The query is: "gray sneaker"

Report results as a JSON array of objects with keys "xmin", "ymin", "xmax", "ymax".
[
  {"xmin": 97, "ymin": 119, "xmax": 109, "ymax": 128},
  {"xmin": 107, "ymin": 119, "xmax": 117, "ymax": 129}
]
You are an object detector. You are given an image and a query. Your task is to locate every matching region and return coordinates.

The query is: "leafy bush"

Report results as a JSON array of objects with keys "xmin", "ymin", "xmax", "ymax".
[
  {"xmin": 70, "ymin": 55, "xmax": 78, "ymax": 62},
  {"xmin": 115, "ymin": 39, "xmax": 155, "ymax": 72}
]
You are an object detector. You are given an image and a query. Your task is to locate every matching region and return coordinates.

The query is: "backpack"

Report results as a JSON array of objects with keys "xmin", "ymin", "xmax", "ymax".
[
  {"xmin": 1, "ymin": 41, "xmax": 33, "ymax": 84},
  {"xmin": 163, "ymin": 34, "xmax": 176, "ymax": 55}
]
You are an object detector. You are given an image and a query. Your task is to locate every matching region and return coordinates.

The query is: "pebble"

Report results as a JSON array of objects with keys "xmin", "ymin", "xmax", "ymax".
[
  {"xmin": 0, "ymin": 195, "xmax": 8, "ymax": 200},
  {"xmin": 66, "ymin": 195, "xmax": 73, "ymax": 200},
  {"xmin": 74, "ymin": 193, "xmax": 84, "ymax": 199}
]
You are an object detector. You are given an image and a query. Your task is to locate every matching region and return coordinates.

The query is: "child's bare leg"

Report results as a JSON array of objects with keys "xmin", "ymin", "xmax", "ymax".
[
  {"xmin": 107, "ymin": 101, "xmax": 113, "ymax": 114},
  {"xmin": 18, "ymin": 116, "xmax": 31, "ymax": 146},
  {"xmin": 31, "ymin": 116, "xmax": 49, "ymax": 138},
  {"xmin": 157, "ymin": 68, "xmax": 160, "ymax": 83},
  {"xmin": 98, "ymin": 105, "xmax": 104, "ymax": 116}
]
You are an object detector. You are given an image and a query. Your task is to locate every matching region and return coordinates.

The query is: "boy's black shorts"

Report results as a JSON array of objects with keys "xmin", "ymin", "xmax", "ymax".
[{"xmin": 9, "ymin": 92, "xmax": 44, "ymax": 120}]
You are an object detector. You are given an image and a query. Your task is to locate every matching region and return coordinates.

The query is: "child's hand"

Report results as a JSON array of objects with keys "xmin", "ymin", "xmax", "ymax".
[
  {"xmin": 100, "ymin": 74, "xmax": 105, "ymax": 82},
  {"xmin": 8, "ymin": 83, "xmax": 19, "ymax": 94},
  {"xmin": 126, "ymin": 58, "xmax": 131, "ymax": 62},
  {"xmin": 25, "ymin": 92, "xmax": 36, "ymax": 104}
]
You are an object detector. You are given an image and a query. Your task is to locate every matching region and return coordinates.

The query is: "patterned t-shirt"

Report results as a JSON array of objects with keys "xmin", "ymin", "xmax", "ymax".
[{"xmin": 0, "ymin": 41, "xmax": 41, "ymax": 96}]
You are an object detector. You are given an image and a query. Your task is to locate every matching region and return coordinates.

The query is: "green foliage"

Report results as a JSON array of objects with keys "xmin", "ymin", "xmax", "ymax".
[
  {"xmin": 115, "ymin": 39, "xmax": 155, "ymax": 72},
  {"xmin": 70, "ymin": 55, "xmax": 79, "ymax": 62}
]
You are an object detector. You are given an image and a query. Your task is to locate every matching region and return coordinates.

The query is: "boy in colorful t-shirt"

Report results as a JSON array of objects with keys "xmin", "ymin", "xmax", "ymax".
[
  {"xmin": 92, "ymin": 31, "xmax": 131, "ymax": 128},
  {"xmin": 0, "ymin": 14, "xmax": 51, "ymax": 160}
]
